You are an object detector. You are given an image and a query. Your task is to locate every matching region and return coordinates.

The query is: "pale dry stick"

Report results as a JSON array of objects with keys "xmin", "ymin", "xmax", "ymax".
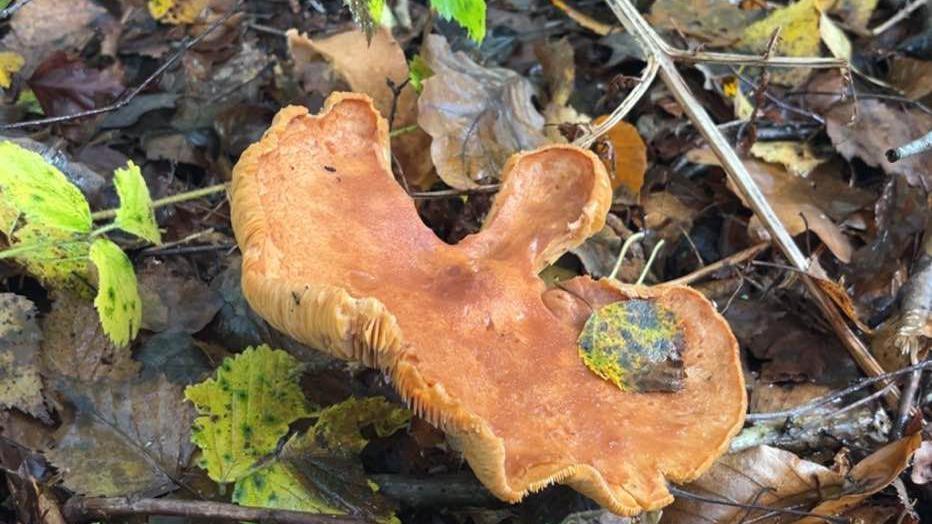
[
  {"xmin": 664, "ymin": 242, "xmax": 769, "ymax": 286},
  {"xmin": 602, "ymin": 0, "xmax": 894, "ymax": 400},
  {"xmin": 872, "ymin": 0, "xmax": 929, "ymax": 36}
]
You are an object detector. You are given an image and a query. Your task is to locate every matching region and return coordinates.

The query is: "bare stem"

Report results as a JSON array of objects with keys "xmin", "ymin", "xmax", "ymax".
[
  {"xmin": 91, "ymin": 183, "xmax": 229, "ymax": 221},
  {"xmin": 871, "ymin": 0, "xmax": 928, "ymax": 35},
  {"xmin": 664, "ymin": 242, "xmax": 769, "ymax": 286}
]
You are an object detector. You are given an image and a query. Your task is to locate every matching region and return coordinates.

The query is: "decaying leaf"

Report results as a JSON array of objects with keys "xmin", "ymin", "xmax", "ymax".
[
  {"xmin": 287, "ymin": 28, "xmax": 433, "ymax": 188},
  {"xmin": 89, "ymin": 238, "xmax": 142, "ymax": 347},
  {"xmin": 7, "ymin": 225, "xmax": 92, "ymax": 296},
  {"xmin": 649, "ymin": 0, "xmax": 759, "ymax": 46},
  {"xmin": 113, "ymin": 161, "xmax": 161, "ymax": 245},
  {"xmin": 740, "ymin": 0, "xmax": 831, "ymax": 85},
  {"xmin": 418, "ymin": 34, "xmax": 548, "ymax": 189},
  {"xmin": 536, "ymin": 38, "xmax": 587, "ymax": 142},
  {"xmin": 185, "ymin": 345, "xmax": 311, "ymax": 483},
  {"xmin": 593, "ymin": 115, "xmax": 647, "ymax": 195},
  {"xmin": 832, "ymin": 0, "xmax": 878, "ymax": 30},
  {"xmin": 911, "ymin": 440, "xmax": 932, "ymax": 485},
  {"xmin": 148, "ymin": 0, "xmax": 210, "ymax": 25},
  {"xmin": 819, "ymin": 11, "xmax": 852, "ymax": 61},
  {"xmin": 28, "ymin": 53, "xmax": 124, "ymax": 118},
  {"xmin": 46, "ymin": 375, "xmax": 196, "ymax": 497},
  {"xmin": 824, "ymin": 98, "xmax": 932, "ymax": 189},
  {"xmin": 0, "ymin": 51, "xmax": 24, "ymax": 88},
  {"xmin": 0, "ymin": 294, "xmax": 49, "ymax": 422},
  {"xmin": 688, "ymin": 149, "xmax": 872, "ymax": 262},
  {"xmin": 888, "ymin": 57, "xmax": 932, "ymax": 100},
  {"xmin": 749, "ymin": 141, "xmax": 826, "ymax": 177},
  {"xmin": 137, "ymin": 262, "xmax": 223, "ymax": 334},
  {"xmin": 235, "ymin": 397, "xmax": 409, "ymax": 522},
  {"xmin": 41, "ymin": 293, "xmax": 139, "ymax": 383},
  {"xmin": 0, "ymin": 141, "xmax": 92, "ymax": 233}
]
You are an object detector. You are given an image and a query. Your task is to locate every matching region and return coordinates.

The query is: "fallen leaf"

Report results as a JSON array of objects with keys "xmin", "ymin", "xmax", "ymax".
[
  {"xmin": 825, "ymin": 97, "xmax": 932, "ymax": 189},
  {"xmin": 432, "ymin": 0, "xmax": 487, "ymax": 42},
  {"xmin": 418, "ymin": 33, "xmax": 548, "ymax": 189},
  {"xmin": 7, "ymin": 225, "xmax": 92, "ymax": 296},
  {"xmin": 688, "ymin": 149, "xmax": 871, "ymax": 262},
  {"xmin": 0, "ymin": 294, "xmax": 49, "ymax": 422},
  {"xmin": 148, "ymin": 0, "xmax": 210, "ymax": 25},
  {"xmin": 89, "ymin": 238, "xmax": 142, "ymax": 347},
  {"xmin": 1, "ymin": 0, "xmax": 108, "ymax": 76},
  {"xmin": 136, "ymin": 331, "xmax": 212, "ymax": 385},
  {"xmin": 47, "ymin": 375, "xmax": 196, "ymax": 497},
  {"xmin": 749, "ymin": 141, "xmax": 826, "ymax": 177},
  {"xmin": 232, "ymin": 461, "xmax": 346, "ymax": 514},
  {"xmin": 28, "ymin": 53, "xmax": 123, "ymax": 118},
  {"xmin": 113, "ymin": 161, "xmax": 161, "ymax": 245},
  {"xmin": 831, "ymin": 0, "xmax": 878, "ymax": 30},
  {"xmin": 888, "ymin": 57, "xmax": 932, "ymax": 100},
  {"xmin": 819, "ymin": 11, "xmax": 853, "ymax": 61},
  {"xmin": 137, "ymin": 262, "xmax": 223, "ymax": 334},
  {"xmin": 911, "ymin": 440, "xmax": 932, "ymax": 485},
  {"xmin": 0, "ymin": 51, "xmax": 24, "ymax": 88},
  {"xmin": 663, "ymin": 445, "xmax": 842, "ymax": 523},
  {"xmin": 287, "ymin": 28, "xmax": 433, "ymax": 188},
  {"xmin": 593, "ymin": 115, "xmax": 647, "ymax": 195},
  {"xmin": 740, "ymin": 0, "xmax": 830, "ymax": 85},
  {"xmin": 41, "ymin": 293, "xmax": 140, "ymax": 383},
  {"xmin": 570, "ymin": 226, "xmax": 623, "ymax": 279},
  {"xmin": 649, "ymin": 0, "xmax": 759, "ymax": 46},
  {"xmin": 186, "ymin": 345, "xmax": 311, "ymax": 483},
  {"xmin": 798, "ymin": 433, "xmax": 922, "ymax": 523},
  {"xmin": 536, "ymin": 38, "xmax": 581, "ymax": 142}
]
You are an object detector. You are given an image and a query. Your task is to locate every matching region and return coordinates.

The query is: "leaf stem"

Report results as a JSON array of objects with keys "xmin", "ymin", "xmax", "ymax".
[{"xmin": 91, "ymin": 183, "xmax": 229, "ymax": 221}]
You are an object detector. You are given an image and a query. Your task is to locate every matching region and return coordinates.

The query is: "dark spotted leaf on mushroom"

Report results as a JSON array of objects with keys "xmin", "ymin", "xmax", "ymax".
[{"xmin": 229, "ymin": 92, "xmax": 746, "ymax": 516}]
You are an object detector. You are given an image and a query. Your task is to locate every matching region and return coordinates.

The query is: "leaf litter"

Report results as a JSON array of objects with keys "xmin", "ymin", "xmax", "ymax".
[{"xmin": 0, "ymin": 0, "xmax": 930, "ymax": 521}]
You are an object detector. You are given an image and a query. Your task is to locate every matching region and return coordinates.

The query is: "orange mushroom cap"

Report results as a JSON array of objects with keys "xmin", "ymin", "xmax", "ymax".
[{"xmin": 230, "ymin": 92, "xmax": 747, "ymax": 515}]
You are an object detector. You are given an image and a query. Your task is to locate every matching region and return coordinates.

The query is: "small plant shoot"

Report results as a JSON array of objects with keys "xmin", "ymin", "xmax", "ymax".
[
  {"xmin": 113, "ymin": 161, "xmax": 162, "ymax": 244},
  {"xmin": 89, "ymin": 238, "xmax": 142, "ymax": 348}
]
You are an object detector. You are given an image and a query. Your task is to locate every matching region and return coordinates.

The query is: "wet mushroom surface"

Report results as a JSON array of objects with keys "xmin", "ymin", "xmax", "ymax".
[{"xmin": 231, "ymin": 92, "xmax": 746, "ymax": 515}]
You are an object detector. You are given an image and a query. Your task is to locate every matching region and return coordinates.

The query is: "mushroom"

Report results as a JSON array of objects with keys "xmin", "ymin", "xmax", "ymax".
[{"xmin": 230, "ymin": 92, "xmax": 746, "ymax": 515}]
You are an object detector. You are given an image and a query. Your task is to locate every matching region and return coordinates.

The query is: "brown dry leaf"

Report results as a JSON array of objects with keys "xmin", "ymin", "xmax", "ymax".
[
  {"xmin": 137, "ymin": 262, "xmax": 223, "ymax": 334},
  {"xmin": 46, "ymin": 375, "xmax": 195, "ymax": 497},
  {"xmin": 662, "ymin": 445, "xmax": 843, "ymax": 523},
  {"xmin": 888, "ymin": 57, "xmax": 932, "ymax": 100},
  {"xmin": 642, "ymin": 191, "xmax": 700, "ymax": 244},
  {"xmin": 1, "ymin": 0, "xmax": 108, "ymax": 76},
  {"xmin": 688, "ymin": 149, "xmax": 871, "ymax": 263},
  {"xmin": 569, "ymin": 226, "xmax": 623, "ymax": 279},
  {"xmin": 593, "ymin": 115, "xmax": 647, "ymax": 195},
  {"xmin": 813, "ymin": 276, "xmax": 872, "ymax": 333},
  {"xmin": 825, "ymin": 98, "xmax": 932, "ymax": 189},
  {"xmin": 418, "ymin": 34, "xmax": 548, "ymax": 189},
  {"xmin": 287, "ymin": 28, "xmax": 433, "ymax": 188},
  {"xmin": 797, "ymin": 433, "xmax": 922, "ymax": 523},
  {"xmin": 649, "ymin": 0, "xmax": 760, "ymax": 46},
  {"xmin": 0, "ymin": 294, "xmax": 49, "ymax": 422},
  {"xmin": 41, "ymin": 294, "xmax": 139, "ymax": 383},
  {"xmin": 749, "ymin": 141, "xmax": 826, "ymax": 177},
  {"xmin": 536, "ymin": 38, "xmax": 588, "ymax": 142}
]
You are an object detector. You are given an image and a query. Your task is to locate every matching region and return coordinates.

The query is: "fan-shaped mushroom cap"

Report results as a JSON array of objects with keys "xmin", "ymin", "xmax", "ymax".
[{"xmin": 230, "ymin": 93, "xmax": 747, "ymax": 515}]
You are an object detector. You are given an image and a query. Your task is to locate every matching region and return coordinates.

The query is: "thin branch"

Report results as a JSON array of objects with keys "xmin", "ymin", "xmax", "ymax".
[
  {"xmin": 871, "ymin": 0, "xmax": 928, "ymax": 35},
  {"xmin": 664, "ymin": 242, "xmax": 768, "ymax": 286},
  {"xmin": 0, "ymin": 5, "xmax": 242, "ymax": 130},
  {"xmin": 667, "ymin": 487, "xmax": 847, "ymax": 523},
  {"xmin": 602, "ymin": 0, "xmax": 894, "ymax": 402},
  {"xmin": 408, "ymin": 184, "xmax": 499, "ymax": 200},
  {"xmin": 91, "ymin": 183, "xmax": 229, "ymax": 221},
  {"xmin": 62, "ymin": 497, "xmax": 365, "ymax": 524}
]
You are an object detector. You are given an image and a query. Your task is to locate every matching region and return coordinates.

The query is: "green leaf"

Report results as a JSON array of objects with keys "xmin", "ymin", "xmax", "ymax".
[
  {"xmin": 185, "ymin": 345, "xmax": 311, "ymax": 483},
  {"xmin": 408, "ymin": 55, "xmax": 433, "ymax": 94},
  {"xmin": 13, "ymin": 225, "xmax": 92, "ymax": 296},
  {"xmin": 430, "ymin": 0, "xmax": 486, "ymax": 42},
  {"xmin": 113, "ymin": 161, "xmax": 161, "ymax": 244},
  {"xmin": 0, "ymin": 141, "xmax": 92, "ymax": 233},
  {"xmin": 577, "ymin": 299, "xmax": 685, "ymax": 393},
  {"xmin": 89, "ymin": 238, "xmax": 142, "ymax": 347},
  {"xmin": 311, "ymin": 397, "xmax": 411, "ymax": 456},
  {"xmin": 233, "ymin": 462, "xmax": 346, "ymax": 514},
  {"xmin": 344, "ymin": 0, "xmax": 385, "ymax": 41}
]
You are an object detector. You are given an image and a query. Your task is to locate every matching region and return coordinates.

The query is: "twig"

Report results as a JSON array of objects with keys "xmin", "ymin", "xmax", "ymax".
[
  {"xmin": 0, "ymin": 5, "xmax": 241, "ymax": 130},
  {"xmin": 91, "ymin": 183, "xmax": 229, "ymax": 221},
  {"xmin": 0, "ymin": 0, "xmax": 33, "ymax": 19},
  {"xmin": 408, "ymin": 184, "xmax": 499, "ymax": 200},
  {"xmin": 602, "ymin": 0, "xmax": 894, "ymax": 402},
  {"xmin": 667, "ymin": 487, "xmax": 847, "ymax": 523},
  {"xmin": 62, "ymin": 497, "xmax": 365, "ymax": 524},
  {"xmin": 871, "ymin": 0, "xmax": 928, "ymax": 35},
  {"xmin": 664, "ymin": 242, "xmax": 768, "ymax": 286},
  {"xmin": 886, "ymin": 130, "xmax": 932, "ymax": 163},
  {"xmin": 745, "ymin": 360, "xmax": 932, "ymax": 422}
]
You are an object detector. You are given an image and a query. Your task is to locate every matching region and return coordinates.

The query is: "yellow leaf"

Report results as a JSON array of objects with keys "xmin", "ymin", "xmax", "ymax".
[
  {"xmin": 740, "ymin": 0, "xmax": 834, "ymax": 84},
  {"xmin": 147, "ymin": 0, "xmax": 209, "ymax": 24},
  {"xmin": 819, "ymin": 11, "xmax": 852, "ymax": 61},
  {"xmin": 0, "ymin": 52, "xmax": 24, "ymax": 89},
  {"xmin": 749, "ymin": 141, "xmax": 826, "ymax": 177}
]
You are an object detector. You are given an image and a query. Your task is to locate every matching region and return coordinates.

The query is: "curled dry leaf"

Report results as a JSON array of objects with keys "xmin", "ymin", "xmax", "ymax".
[
  {"xmin": 418, "ymin": 34, "xmax": 548, "ymax": 189},
  {"xmin": 287, "ymin": 28, "xmax": 433, "ymax": 188},
  {"xmin": 535, "ymin": 38, "xmax": 587, "ymax": 142},
  {"xmin": 888, "ymin": 57, "xmax": 932, "ymax": 101},
  {"xmin": 593, "ymin": 115, "xmax": 647, "ymax": 195},
  {"xmin": 0, "ymin": 294, "xmax": 49, "ymax": 422},
  {"xmin": 825, "ymin": 98, "xmax": 932, "ymax": 189},
  {"xmin": 47, "ymin": 376, "xmax": 196, "ymax": 497},
  {"xmin": 137, "ymin": 262, "xmax": 223, "ymax": 334},
  {"xmin": 688, "ymin": 149, "xmax": 872, "ymax": 263}
]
